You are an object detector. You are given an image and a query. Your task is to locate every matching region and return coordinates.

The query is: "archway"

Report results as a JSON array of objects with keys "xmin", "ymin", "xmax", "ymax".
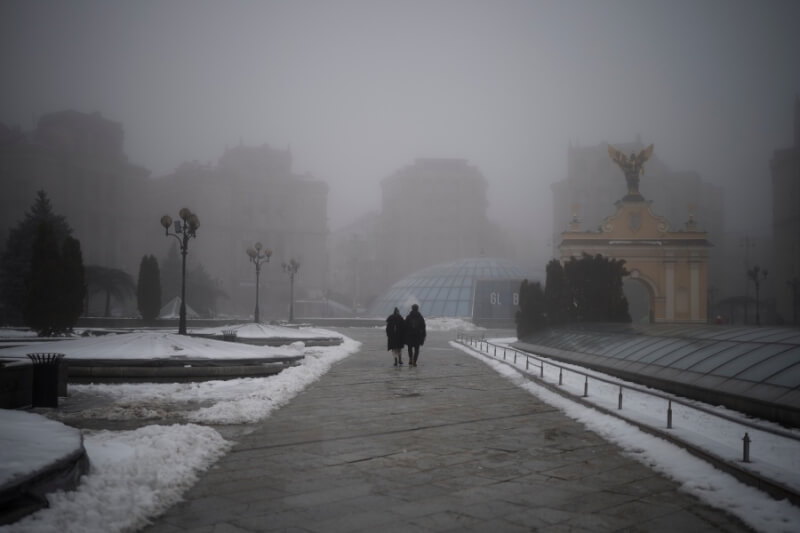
[
  {"xmin": 624, "ymin": 277, "xmax": 653, "ymax": 324},
  {"xmin": 559, "ymin": 199, "xmax": 711, "ymax": 324}
]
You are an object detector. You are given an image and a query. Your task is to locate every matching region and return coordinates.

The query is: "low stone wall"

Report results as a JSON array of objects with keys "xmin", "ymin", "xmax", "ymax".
[{"xmin": 0, "ymin": 359, "xmax": 32, "ymax": 409}]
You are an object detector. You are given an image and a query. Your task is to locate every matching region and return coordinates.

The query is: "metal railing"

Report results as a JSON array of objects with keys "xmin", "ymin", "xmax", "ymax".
[{"xmin": 455, "ymin": 331, "xmax": 800, "ymax": 504}]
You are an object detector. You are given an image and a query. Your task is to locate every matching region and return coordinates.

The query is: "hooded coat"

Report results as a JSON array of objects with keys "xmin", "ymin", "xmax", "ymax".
[
  {"xmin": 404, "ymin": 307, "xmax": 426, "ymax": 347},
  {"xmin": 386, "ymin": 309, "xmax": 405, "ymax": 350}
]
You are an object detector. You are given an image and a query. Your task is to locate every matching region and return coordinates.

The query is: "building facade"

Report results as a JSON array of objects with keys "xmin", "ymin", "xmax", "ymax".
[
  {"xmin": 0, "ymin": 111, "xmax": 150, "ymax": 278},
  {"xmin": 551, "ymin": 139, "xmax": 724, "ymax": 320},
  {"xmin": 0, "ymin": 111, "xmax": 329, "ymax": 319},
  {"xmin": 376, "ymin": 158, "xmax": 514, "ymax": 291},
  {"xmin": 770, "ymin": 97, "xmax": 800, "ymax": 325}
]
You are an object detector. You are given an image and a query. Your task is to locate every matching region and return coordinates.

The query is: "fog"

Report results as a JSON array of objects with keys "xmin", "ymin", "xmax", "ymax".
[{"xmin": 2, "ymin": 0, "xmax": 798, "ymax": 240}]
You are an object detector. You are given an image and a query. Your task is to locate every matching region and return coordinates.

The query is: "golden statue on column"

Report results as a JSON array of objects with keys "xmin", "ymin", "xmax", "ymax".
[{"xmin": 608, "ymin": 143, "xmax": 654, "ymax": 200}]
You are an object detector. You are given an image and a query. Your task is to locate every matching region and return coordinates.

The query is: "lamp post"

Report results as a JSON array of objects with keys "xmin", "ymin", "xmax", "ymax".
[
  {"xmin": 282, "ymin": 259, "xmax": 300, "ymax": 323},
  {"xmin": 160, "ymin": 208, "xmax": 199, "ymax": 335},
  {"xmin": 246, "ymin": 242, "xmax": 272, "ymax": 323},
  {"xmin": 747, "ymin": 265, "xmax": 768, "ymax": 326}
]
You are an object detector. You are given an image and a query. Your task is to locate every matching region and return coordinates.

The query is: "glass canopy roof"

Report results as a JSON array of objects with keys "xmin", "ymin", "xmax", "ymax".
[
  {"xmin": 520, "ymin": 325, "xmax": 800, "ymax": 390},
  {"xmin": 368, "ymin": 257, "xmax": 531, "ymax": 318}
]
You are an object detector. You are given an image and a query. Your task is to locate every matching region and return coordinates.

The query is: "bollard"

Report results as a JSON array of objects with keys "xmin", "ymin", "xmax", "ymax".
[
  {"xmin": 514, "ymin": 351, "xmax": 517, "ymax": 364},
  {"xmin": 618, "ymin": 385, "xmax": 623, "ymax": 410},
  {"xmin": 583, "ymin": 376, "xmax": 588, "ymax": 397},
  {"xmin": 742, "ymin": 433, "xmax": 751, "ymax": 463},
  {"xmin": 559, "ymin": 368, "xmax": 563, "ymax": 385},
  {"xmin": 503, "ymin": 347, "xmax": 506, "ymax": 358},
  {"xmin": 525, "ymin": 356, "xmax": 529, "ymax": 370},
  {"xmin": 540, "ymin": 362, "xmax": 544, "ymax": 378},
  {"xmin": 667, "ymin": 400, "xmax": 673, "ymax": 429},
  {"xmin": 494, "ymin": 345, "xmax": 497, "ymax": 357}
]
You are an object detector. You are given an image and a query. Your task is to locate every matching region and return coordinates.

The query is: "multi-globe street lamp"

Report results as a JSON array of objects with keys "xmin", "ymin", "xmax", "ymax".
[
  {"xmin": 282, "ymin": 259, "xmax": 300, "ymax": 323},
  {"xmin": 160, "ymin": 208, "xmax": 199, "ymax": 335},
  {"xmin": 747, "ymin": 265, "xmax": 768, "ymax": 326},
  {"xmin": 246, "ymin": 242, "xmax": 272, "ymax": 323}
]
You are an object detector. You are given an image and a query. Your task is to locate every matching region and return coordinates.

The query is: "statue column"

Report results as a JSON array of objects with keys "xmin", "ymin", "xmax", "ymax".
[
  {"xmin": 690, "ymin": 261, "xmax": 700, "ymax": 321},
  {"xmin": 665, "ymin": 258, "xmax": 675, "ymax": 321}
]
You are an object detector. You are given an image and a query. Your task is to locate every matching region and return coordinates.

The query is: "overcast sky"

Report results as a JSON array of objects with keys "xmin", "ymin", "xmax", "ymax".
[{"xmin": 2, "ymin": 0, "xmax": 798, "ymax": 237}]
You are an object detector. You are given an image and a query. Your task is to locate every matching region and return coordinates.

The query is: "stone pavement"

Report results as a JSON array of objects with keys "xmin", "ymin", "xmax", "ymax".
[{"xmin": 142, "ymin": 327, "xmax": 751, "ymax": 533}]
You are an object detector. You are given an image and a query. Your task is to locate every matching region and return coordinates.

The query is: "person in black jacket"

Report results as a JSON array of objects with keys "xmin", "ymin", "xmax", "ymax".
[
  {"xmin": 386, "ymin": 307, "xmax": 405, "ymax": 366},
  {"xmin": 404, "ymin": 304, "xmax": 426, "ymax": 367}
]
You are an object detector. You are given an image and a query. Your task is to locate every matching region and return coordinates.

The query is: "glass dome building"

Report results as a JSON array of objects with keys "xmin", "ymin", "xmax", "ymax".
[{"xmin": 368, "ymin": 257, "xmax": 535, "ymax": 320}]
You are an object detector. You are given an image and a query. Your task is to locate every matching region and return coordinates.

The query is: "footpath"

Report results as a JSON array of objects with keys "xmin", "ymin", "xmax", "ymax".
[{"xmin": 143, "ymin": 327, "xmax": 751, "ymax": 533}]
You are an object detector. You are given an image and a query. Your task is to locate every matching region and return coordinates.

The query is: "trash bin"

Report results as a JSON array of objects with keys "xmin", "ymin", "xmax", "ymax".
[{"xmin": 26, "ymin": 353, "xmax": 65, "ymax": 408}]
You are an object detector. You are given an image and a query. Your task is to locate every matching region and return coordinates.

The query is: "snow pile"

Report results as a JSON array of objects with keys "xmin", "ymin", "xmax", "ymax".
[
  {"xmin": 0, "ymin": 331, "xmax": 302, "ymax": 360},
  {"xmin": 0, "ymin": 411, "xmax": 82, "ymax": 486},
  {"xmin": 425, "ymin": 317, "xmax": 485, "ymax": 332},
  {"xmin": 191, "ymin": 322, "xmax": 342, "ymax": 340},
  {"xmin": 4, "ymin": 424, "xmax": 231, "ymax": 533},
  {"xmin": 0, "ymin": 329, "xmax": 361, "ymax": 532}
]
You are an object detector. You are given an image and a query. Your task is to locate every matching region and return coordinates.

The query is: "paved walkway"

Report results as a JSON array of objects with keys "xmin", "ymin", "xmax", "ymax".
[{"xmin": 143, "ymin": 328, "xmax": 751, "ymax": 533}]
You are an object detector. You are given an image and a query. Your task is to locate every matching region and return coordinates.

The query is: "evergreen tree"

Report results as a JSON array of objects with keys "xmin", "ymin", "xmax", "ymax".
[
  {"xmin": 23, "ymin": 223, "xmax": 61, "ymax": 335},
  {"xmin": 61, "ymin": 236, "xmax": 86, "ymax": 327},
  {"xmin": 1, "ymin": 190, "xmax": 72, "ymax": 325},
  {"xmin": 137, "ymin": 255, "xmax": 162, "ymax": 322},
  {"xmin": 515, "ymin": 279, "xmax": 546, "ymax": 338},
  {"xmin": 563, "ymin": 253, "xmax": 630, "ymax": 323},
  {"xmin": 544, "ymin": 259, "xmax": 570, "ymax": 325}
]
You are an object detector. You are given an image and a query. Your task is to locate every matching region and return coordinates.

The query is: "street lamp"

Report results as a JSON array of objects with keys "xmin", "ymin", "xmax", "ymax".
[
  {"xmin": 282, "ymin": 258, "xmax": 300, "ymax": 323},
  {"xmin": 246, "ymin": 242, "xmax": 272, "ymax": 323},
  {"xmin": 747, "ymin": 265, "xmax": 768, "ymax": 326},
  {"xmin": 160, "ymin": 208, "xmax": 199, "ymax": 335}
]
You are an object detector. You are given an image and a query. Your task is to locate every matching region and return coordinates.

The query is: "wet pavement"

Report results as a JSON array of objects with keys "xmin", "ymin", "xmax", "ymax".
[{"xmin": 141, "ymin": 327, "xmax": 751, "ymax": 532}]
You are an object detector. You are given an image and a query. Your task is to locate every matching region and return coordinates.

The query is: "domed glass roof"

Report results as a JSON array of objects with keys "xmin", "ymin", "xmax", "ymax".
[{"xmin": 369, "ymin": 257, "xmax": 531, "ymax": 318}]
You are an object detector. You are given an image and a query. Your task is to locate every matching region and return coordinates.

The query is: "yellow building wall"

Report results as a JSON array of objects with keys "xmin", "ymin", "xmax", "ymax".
[{"xmin": 559, "ymin": 200, "xmax": 710, "ymax": 324}]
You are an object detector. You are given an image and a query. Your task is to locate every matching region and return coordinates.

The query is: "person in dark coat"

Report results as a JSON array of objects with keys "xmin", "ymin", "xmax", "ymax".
[
  {"xmin": 386, "ymin": 307, "xmax": 405, "ymax": 366},
  {"xmin": 404, "ymin": 303, "xmax": 426, "ymax": 367}
]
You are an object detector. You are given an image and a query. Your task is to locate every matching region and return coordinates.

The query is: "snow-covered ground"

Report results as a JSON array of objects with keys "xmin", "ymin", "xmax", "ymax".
[
  {"xmin": 0, "ymin": 324, "xmax": 340, "ymax": 360},
  {"xmin": 453, "ymin": 337, "xmax": 800, "ymax": 533},
  {"xmin": 424, "ymin": 317, "xmax": 487, "ymax": 332},
  {"xmin": 4, "ymin": 324, "xmax": 798, "ymax": 533},
  {"xmin": 0, "ymin": 329, "xmax": 361, "ymax": 533}
]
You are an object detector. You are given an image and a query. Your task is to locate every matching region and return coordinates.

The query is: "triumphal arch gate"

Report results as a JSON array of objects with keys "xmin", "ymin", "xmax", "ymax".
[{"xmin": 558, "ymin": 144, "xmax": 711, "ymax": 323}]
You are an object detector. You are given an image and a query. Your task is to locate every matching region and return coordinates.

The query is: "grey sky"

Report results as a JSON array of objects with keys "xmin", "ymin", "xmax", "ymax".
[{"xmin": 2, "ymin": 0, "xmax": 798, "ymax": 237}]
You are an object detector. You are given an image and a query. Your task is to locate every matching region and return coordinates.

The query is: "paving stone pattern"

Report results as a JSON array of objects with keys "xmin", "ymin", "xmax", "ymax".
[{"xmin": 143, "ymin": 328, "xmax": 752, "ymax": 533}]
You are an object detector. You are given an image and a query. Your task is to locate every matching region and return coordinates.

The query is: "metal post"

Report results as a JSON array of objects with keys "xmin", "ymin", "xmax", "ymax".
[
  {"xmin": 742, "ymin": 433, "xmax": 751, "ymax": 463},
  {"xmin": 525, "ymin": 356, "xmax": 529, "ymax": 370},
  {"xmin": 559, "ymin": 368, "xmax": 563, "ymax": 385},
  {"xmin": 618, "ymin": 386, "xmax": 623, "ymax": 410},
  {"xmin": 667, "ymin": 400, "xmax": 673, "ymax": 429},
  {"xmin": 514, "ymin": 352, "xmax": 517, "ymax": 364},
  {"xmin": 540, "ymin": 362, "xmax": 544, "ymax": 378},
  {"xmin": 179, "ymin": 238, "xmax": 187, "ymax": 335},
  {"xmin": 583, "ymin": 376, "xmax": 588, "ymax": 397},
  {"xmin": 254, "ymin": 261, "xmax": 261, "ymax": 323}
]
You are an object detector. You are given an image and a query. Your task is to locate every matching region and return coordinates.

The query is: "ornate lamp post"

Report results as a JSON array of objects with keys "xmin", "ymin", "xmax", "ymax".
[
  {"xmin": 246, "ymin": 242, "xmax": 272, "ymax": 323},
  {"xmin": 160, "ymin": 208, "xmax": 199, "ymax": 335},
  {"xmin": 282, "ymin": 259, "xmax": 300, "ymax": 323},
  {"xmin": 747, "ymin": 265, "xmax": 768, "ymax": 326}
]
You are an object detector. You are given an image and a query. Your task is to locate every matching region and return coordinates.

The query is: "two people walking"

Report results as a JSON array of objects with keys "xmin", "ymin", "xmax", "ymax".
[{"xmin": 385, "ymin": 304, "xmax": 426, "ymax": 367}]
